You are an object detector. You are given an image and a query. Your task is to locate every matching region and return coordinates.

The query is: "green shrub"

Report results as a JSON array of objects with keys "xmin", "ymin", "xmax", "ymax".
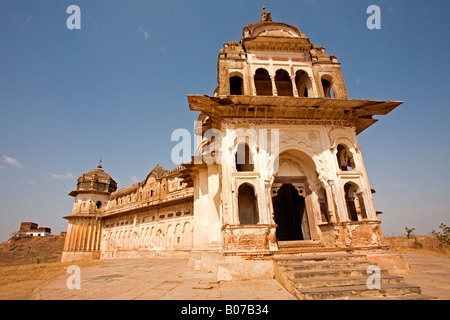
[
  {"xmin": 34, "ymin": 256, "xmax": 50, "ymax": 264},
  {"xmin": 412, "ymin": 236, "xmax": 423, "ymax": 248},
  {"xmin": 431, "ymin": 223, "xmax": 450, "ymax": 247}
]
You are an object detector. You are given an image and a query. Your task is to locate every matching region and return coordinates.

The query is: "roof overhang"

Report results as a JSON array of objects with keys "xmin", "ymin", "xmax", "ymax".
[
  {"xmin": 187, "ymin": 95, "xmax": 402, "ymax": 134},
  {"xmin": 68, "ymin": 190, "xmax": 112, "ymax": 197}
]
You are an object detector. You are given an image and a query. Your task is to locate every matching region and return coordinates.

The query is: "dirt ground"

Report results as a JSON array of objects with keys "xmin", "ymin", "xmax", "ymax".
[{"xmin": 0, "ymin": 235, "xmax": 106, "ymax": 299}]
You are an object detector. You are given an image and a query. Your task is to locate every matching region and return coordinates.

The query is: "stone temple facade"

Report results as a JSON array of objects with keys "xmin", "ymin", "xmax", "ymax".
[{"xmin": 62, "ymin": 9, "xmax": 402, "ymax": 279}]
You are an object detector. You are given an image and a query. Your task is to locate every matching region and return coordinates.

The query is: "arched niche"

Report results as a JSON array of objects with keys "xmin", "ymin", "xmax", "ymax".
[
  {"xmin": 238, "ymin": 183, "xmax": 259, "ymax": 225},
  {"xmin": 229, "ymin": 75, "xmax": 243, "ymax": 95},
  {"xmin": 344, "ymin": 182, "xmax": 368, "ymax": 221},
  {"xmin": 235, "ymin": 143, "xmax": 254, "ymax": 172},
  {"xmin": 275, "ymin": 69, "xmax": 293, "ymax": 96},
  {"xmin": 295, "ymin": 70, "xmax": 312, "ymax": 97},
  {"xmin": 254, "ymin": 68, "xmax": 272, "ymax": 96},
  {"xmin": 321, "ymin": 75, "xmax": 337, "ymax": 98},
  {"xmin": 336, "ymin": 144, "xmax": 356, "ymax": 171}
]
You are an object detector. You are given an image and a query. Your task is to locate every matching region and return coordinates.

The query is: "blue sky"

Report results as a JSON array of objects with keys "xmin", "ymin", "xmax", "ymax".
[{"xmin": 0, "ymin": 0, "xmax": 449, "ymax": 242}]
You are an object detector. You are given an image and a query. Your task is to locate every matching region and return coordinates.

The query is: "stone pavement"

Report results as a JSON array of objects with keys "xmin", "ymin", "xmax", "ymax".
[
  {"xmin": 36, "ymin": 258, "xmax": 297, "ymax": 300},
  {"xmin": 35, "ymin": 253, "xmax": 450, "ymax": 300},
  {"xmin": 401, "ymin": 253, "xmax": 450, "ymax": 300}
]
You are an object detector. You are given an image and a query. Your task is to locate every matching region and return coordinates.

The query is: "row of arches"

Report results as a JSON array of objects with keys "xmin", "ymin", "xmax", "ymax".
[
  {"xmin": 236, "ymin": 179, "xmax": 368, "ymax": 230},
  {"xmin": 233, "ymin": 143, "xmax": 368, "ymax": 232},
  {"xmin": 103, "ymin": 221, "xmax": 193, "ymax": 251},
  {"xmin": 254, "ymin": 68, "xmax": 310, "ymax": 97},
  {"xmin": 234, "ymin": 142, "xmax": 357, "ymax": 174},
  {"xmin": 229, "ymin": 69, "xmax": 336, "ymax": 98},
  {"xmin": 318, "ymin": 181, "xmax": 368, "ymax": 223}
]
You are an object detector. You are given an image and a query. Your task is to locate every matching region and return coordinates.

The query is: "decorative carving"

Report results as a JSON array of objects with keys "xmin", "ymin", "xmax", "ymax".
[
  {"xmin": 309, "ymin": 133, "xmax": 318, "ymax": 142},
  {"xmin": 260, "ymin": 6, "xmax": 272, "ymax": 22},
  {"xmin": 222, "ymin": 118, "xmax": 356, "ymax": 128}
]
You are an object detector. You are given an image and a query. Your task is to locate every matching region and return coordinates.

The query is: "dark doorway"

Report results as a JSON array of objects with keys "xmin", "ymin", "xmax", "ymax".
[
  {"xmin": 272, "ymin": 184, "xmax": 308, "ymax": 241},
  {"xmin": 229, "ymin": 76, "xmax": 243, "ymax": 95}
]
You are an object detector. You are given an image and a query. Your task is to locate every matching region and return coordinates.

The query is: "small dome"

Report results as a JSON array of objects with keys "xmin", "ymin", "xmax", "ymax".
[
  {"xmin": 242, "ymin": 7, "xmax": 305, "ymax": 40},
  {"xmin": 70, "ymin": 165, "xmax": 117, "ymax": 196},
  {"xmin": 149, "ymin": 164, "xmax": 166, "ymax": 180},
  {"xmin": 243, "ymin": 21, "xmax": 304, "ymax": 39}
]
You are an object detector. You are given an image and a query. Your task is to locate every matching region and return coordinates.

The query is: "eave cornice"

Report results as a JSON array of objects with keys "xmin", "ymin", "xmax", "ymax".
[{"xmin": 187, "ymin": 95, "xmax": 402, "ymax": 134}]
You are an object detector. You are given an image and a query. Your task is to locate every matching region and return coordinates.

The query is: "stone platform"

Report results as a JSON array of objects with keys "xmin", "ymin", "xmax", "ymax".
[
  {"xmin": 35, "ymin": 253, "xmax": 449, "ymax": 300},
  {"xmin": 35, "ymin": 258, "xmax": 296, "ymax": 300}
]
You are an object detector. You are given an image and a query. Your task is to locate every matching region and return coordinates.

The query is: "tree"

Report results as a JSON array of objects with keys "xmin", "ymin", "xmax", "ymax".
[{"xmin": 405, "ymin": 227, "xmax": 415, "ymax": 239}]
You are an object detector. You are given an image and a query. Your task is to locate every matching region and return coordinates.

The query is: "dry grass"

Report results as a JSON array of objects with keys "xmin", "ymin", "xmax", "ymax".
[
  {"xmin": 0, "ymin": 236, "xmax": 109, "ymax": 300},
  {"xmin": 0, "ymin": 260, "xmax": 107, "ymax": 300},
  {"xmin": 385, "ymin": 236, "xmax": 450, "ymax": 258}
]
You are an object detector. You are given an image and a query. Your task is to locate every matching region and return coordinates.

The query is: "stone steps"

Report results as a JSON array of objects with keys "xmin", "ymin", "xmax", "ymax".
[
  {"xmin": 292, "ymin": 274, "xmax": 404, "ymax": 289},
  {"xmin": 277, "ymin": 240, "xmax": 325, "ymax": 249},
  {"xmin": 340, "ymin": 293, "xmax": 435, "ymax": 300},
  {"xmin": 273, "ymin": 252, "xmax": 434, "ymax": 300},
  {"xmin": 277, "ymin": 259, "xmax": 373, "ymax": 271},
  {"xmin": 298, "ymin": 283, "xmax": 422, "ymax": 300},
  {"xmin": 274, "ymin": 253, "xmax": 368, "ymax": 262},
  {"xmin": 287, "ymin": 266, "xmax": 390, "ymax": 279}
]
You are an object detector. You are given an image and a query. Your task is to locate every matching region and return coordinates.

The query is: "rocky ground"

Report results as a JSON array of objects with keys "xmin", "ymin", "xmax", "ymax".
[{"xmin": 0, "ymin": 235, "xmax": 65, "ymax": 266}]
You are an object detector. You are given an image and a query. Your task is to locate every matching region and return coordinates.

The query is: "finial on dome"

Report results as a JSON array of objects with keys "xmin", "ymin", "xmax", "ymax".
[
  {"xmin": 98, "ymin": 158, "xmax": 103, "ymax": 168},
  {"xmin": 261, "ymin": 5, "xmax": 272, "ymax": 22}
]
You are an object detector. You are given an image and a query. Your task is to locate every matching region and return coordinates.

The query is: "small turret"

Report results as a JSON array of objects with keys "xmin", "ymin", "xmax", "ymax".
[{"xmin": 69, "ymin": 161, "xmax": 117, "ymax": 215}]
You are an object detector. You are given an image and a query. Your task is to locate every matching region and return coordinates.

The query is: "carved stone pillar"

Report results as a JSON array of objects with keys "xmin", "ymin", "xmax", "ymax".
[
  {"xmin": 91, "ymin": 221, "xmax": 97, "ymax": 251},
  {"xmin": 69, "ymin": 220, "xmax": 78, "ymax": 251},
  {"xmin": 304, "ymin": 193, "xmax": 318, "ymax": 240},
  {"xmin": 77, "ymin": 221, "xmax": 82, "ymax": 250},
  {"xmin": 291, "ymin": 76, "xmax": 299, "ymax": 97},
  {"xmin": 86, "ymin": 219, "xmax": 92, "ymax": 251},
  {"xmin": 328, "ymin": 180, "xmax": 340, "ymax": 223},
  {"xmin": 325, "ymin": 185, "xmax": 337, "ymax": 223},
  {"xmin": 270, "ymin": 75, "xmax": 277, "ymax": 96},
  {"xmin": 265, "ymin": 179, "xmax": 276, "ymax": 224},
  {"xmin": 251, "ymin": 75, "xmax": 257, "ymax": 96}
]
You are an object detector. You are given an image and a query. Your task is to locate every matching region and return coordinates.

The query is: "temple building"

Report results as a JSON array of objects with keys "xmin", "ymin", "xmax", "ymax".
[{"xmin": 61, "ymin": 8, "xmax": 407, "ymax": 288}]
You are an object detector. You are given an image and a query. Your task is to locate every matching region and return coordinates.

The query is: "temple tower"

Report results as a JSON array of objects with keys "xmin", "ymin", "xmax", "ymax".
[
  {"xmin": 61, "ymin": 163, "xmax": 117, "ymax": 262},
  {"xmin": 185, "ymin": 7, "xmax": 402, "ymax": 256}
]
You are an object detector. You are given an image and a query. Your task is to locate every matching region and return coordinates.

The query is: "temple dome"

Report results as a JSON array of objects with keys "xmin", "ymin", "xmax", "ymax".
[
  {"xmin": 69, "ymin": 164, "xmax": 117, "ymax": 196},
  {"xmin": 242, "ymin": 7, "xmax": 305, "ymax": 39},
  {"xmin": 148, "ymin": 164, "xmax": 167, "ymax": 180},
  {"xmin": 243, "ymin": 21, "xmax": 304, "ymax": 39}
]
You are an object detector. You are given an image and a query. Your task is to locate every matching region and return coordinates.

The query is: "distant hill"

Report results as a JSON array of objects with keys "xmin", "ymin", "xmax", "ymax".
[{"xmin": 0, "ymin": 235, "xmax": 65, "ymax": 266}]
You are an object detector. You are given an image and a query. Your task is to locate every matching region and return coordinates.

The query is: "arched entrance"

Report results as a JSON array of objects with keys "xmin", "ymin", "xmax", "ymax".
[{"xmin": 271, "ymin": 149, "xmax": 319, "ymax": 242}]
